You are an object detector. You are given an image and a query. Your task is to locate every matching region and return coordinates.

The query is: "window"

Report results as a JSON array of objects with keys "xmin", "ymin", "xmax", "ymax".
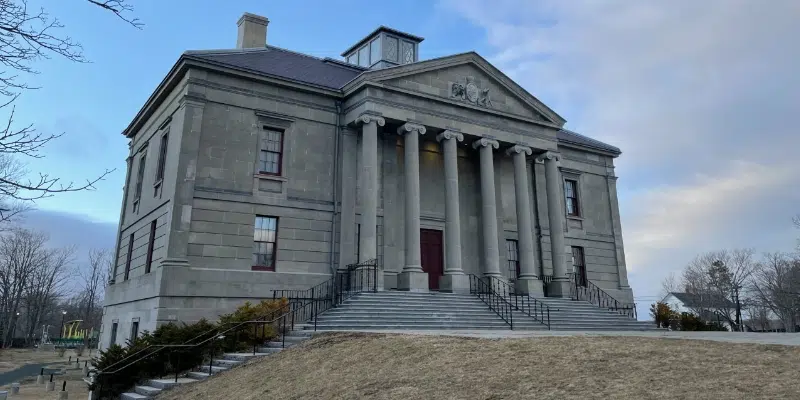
[
  {"xmin": 130, "ymin": 320, "xmax": 139, "ymax": 341},
  {"xmin": 358, "ymin": 45, "xmax": 369, "ymax": 67},
  {"xmin": 347, "ymin": 53, "xmax": 356, "ymax": 65},
  {"xmin": 252, "ymin": 216, "xmax": 278, "ymax": 271},
  {"xmin": 370, "ymin": 38, "xmax": 381, "ymax": 65},
  {"xmin": 109, "ymin": 322, "xmax": 118, "ymax": 345},
  {"xmin": 154, "ymin": 132, "xmax": 168, "ymax": 193},
  {"xmin": 572, "ymin": 246, "xmax": 587, "ymax": 287},
  {"xmin": 124, "ymin": 233, "xmax": 134, "ymax": 280},
  {"xmin": 564, "ymin": 179, "xmax": 580, "ymax": 217},
  {"xmin": 258, "ymin": 129, "xmax": 283, "ymax": 175},
  {"xmin": 145, "ymin": 220, "xmax": 156, "ymax": 274},
  {"xmin": 506, "ymin": 240, "xmax": 520, "ymax": 279},
  {"xmin": 133, "ymin": 153, "xmax": 146, "ymax": 212}
]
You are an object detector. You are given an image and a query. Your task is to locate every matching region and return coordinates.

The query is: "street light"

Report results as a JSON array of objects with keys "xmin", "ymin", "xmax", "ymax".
[{"xmin": 60, "ymin": 311, "xmax": 67, "ymax": 339}]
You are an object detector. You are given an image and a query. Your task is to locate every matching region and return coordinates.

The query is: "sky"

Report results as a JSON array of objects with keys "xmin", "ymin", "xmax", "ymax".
[{"xmin": 8, "ymin": 0, "xmax": 800, "ymax": 315}]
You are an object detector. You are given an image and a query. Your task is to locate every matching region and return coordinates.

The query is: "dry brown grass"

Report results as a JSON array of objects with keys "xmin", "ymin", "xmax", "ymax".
[{"xmin": 158, "ymin": 332, "xmax": 800, "ymax": 400}]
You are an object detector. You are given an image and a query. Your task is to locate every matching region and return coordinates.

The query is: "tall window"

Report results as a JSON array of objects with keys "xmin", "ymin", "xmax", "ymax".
[
  {"xmin": 130, "ymin": 320, "xmax": 139, "ymax": 341},
  {"xmin": 572, "ymin": 246, "xmax": 587, "ymax": 287},
  {"xmin": 124, "ymin": 233, "xmax": 134, "ymax": 280},
  {"xmin": 506, "ymin": 240, "xmax": 520, "ymax": 279},
  {"xmin": 109, "ymin": 323, "xmax": 118, "ymax": 346},
  {"xmin": 145, "ymin": 220, "xmax": 156, "ymax": 274},
  {"xmin": 154, "ymin": 132, "xmax": 168, "ymax": 195},
  {"xmin": 258, "ymin": 129, "xmax": 283, "ymax": 175},
  {"xmin": 564, "ymin": 179, "xmax": 580, "ymax": 217},
  {"xmin": 133, "ymin": 153, "xmax": 146, "ymax": 212},
  {"xmin": 252, "ymin": 216, "xmax": 278, "ymax": 271}
]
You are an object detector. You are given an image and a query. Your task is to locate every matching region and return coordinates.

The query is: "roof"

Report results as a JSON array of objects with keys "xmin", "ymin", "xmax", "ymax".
[
  {"xmin": 557, "ymin": 129, "xmax": 621, "ymax": 155},
  {"xmin": 341, "ymin": 26, "xmax": 425, "ymax": 56},
  {"xmin": 666, "ymin": 292, "xmax": 737, "ymax": 309},
  {"xmin": 185, "ymin": 46, "xmax": 365, "ymax": 90},
  {"xmin": 169, "ymin": 45, "xmax": 622, "ymax": 155}
]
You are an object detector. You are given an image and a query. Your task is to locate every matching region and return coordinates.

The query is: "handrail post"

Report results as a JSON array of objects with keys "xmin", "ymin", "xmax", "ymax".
[
  {"xmin": 281, "ymin": 314, "xmax": 287, "ymax": 348},
  {"xmin": 208, "ymin": 335, "xmax": 215, "ymax": 377}
]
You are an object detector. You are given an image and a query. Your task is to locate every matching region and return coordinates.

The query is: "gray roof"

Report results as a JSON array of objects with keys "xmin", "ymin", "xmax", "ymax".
[
  {"xmin": 184, "ymin": 47, "xmax": 620, "ymax": 155},
  {"xmin": 557, "ymin": 129, "xmax": 621, "ymax": 155},
  {"xmin": 185, "ymin": 46, "xmax": 365, "ymax": 90}
]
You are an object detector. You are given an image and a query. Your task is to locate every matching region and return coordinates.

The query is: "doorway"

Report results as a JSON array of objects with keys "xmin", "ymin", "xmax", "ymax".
[{"xmin": 420, "ymin": 229, "xmax": 444, "ymax": 290}]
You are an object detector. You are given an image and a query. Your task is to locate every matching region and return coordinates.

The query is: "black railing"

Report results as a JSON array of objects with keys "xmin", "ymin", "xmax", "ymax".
[
  {"xmin": 273, "ymin": 258, "xmax": 379, "ymax": 330},
  {"xmin": 468, "ymin": 274, "xmax": 514, "ymax": 329},
  {"xmin": 91, "ymin": 259, "xmax": 380, "ymax": 399},
  {"xmin": 91, "ymin": 304, "xmax": 293, "ymax": 399},
  {"xmin": 569, "ymin": 273, "xmax": 637, "ymax": 319},
  {"xmin": 487, "ymin": 276, "xmax": 550, "ymax": 329}
]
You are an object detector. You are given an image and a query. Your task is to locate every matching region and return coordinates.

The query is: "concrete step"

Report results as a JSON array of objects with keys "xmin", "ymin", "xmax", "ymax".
[
  {"xmin": 187, "ymin": 371, "xmax": 213, "ymax": 380},
  {"xmin": 257, "ymin": 346, "xmax": 284, "ymax": 353},
  {"xmin": 121, "ymin": 392, "xmax": 150, "ymax": 400},
  {"xmin": 342, "ymin": 301, "xmax": 489, "ymax": 308},
  {"xmin": 196, "ymin": 364, "xmax": 229, "ymax": 374},
  {"xmin": 146, "ymin": 378, "xmax": 198, "ymax": 390},
  {"xmin": 311, "ymin": 325, "xmax": 518, "ymax": 330},
  {"xmin": 134, "ymin": 385, "xmax": 162, "ymax": 396},
  {"xmin": 223, "ymin": 352, "xmax": 272, "ymax": 361},
  {"xmin": 265, "ymin": 341, "xmax": 294, "ymax": 348},
  {"xmin": 335, "ymin": 304, "xmax": 495, "ymax": 311},
  {"xmin": 213, "ymin": 358, "xmax": 243, "ymax": 368}
]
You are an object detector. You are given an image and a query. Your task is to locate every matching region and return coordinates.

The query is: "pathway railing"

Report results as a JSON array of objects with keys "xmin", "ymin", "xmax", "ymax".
[
  {"xmin": 468, "ymin": 275, "xmax": 514, "ymax": 329},
  {"xmin": 569, "ymin": 273, "xmax": 637, "ymax": 319},
  {"xmin": 487, "ymin": 276, "xmax": 550, "ymax": 329}
]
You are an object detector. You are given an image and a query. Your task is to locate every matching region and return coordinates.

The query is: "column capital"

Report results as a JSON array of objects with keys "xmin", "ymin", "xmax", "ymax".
[
  {"xmin": 436, "ymin": 130, "xmax": 464, "ymax": 142},
  {"xmin": 535, "ymin": 151, "xmax": 561, "ymax": 164},
  {"xmin": 356, "ymin": 113, "xmax": 385, "ymax": 127},
  {"xmin": 472, "ymin": 137, "xmax": 499, "ymax": 150},
  {"xmin": 397, "ymin": 122, "xmax": 426, "ymax": 136},
  {"xmin": 505, "ymin": 145, "xmax": 532, "ymax": 156}
]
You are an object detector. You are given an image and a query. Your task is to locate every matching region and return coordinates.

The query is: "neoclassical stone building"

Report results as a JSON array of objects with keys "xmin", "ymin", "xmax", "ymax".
[{"xmin": 101, "ymin": 13, "xmax": 633, "ymax": 347}]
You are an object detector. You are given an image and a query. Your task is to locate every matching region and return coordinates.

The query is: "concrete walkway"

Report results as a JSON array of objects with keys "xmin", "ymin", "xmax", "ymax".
[
  {"xmin": 0, "ymin": 362, "xmax": 62, "ymax": 386},
  {"xmin": 331, "ymin": 330, "xmax": 800, "ymax": 346}
]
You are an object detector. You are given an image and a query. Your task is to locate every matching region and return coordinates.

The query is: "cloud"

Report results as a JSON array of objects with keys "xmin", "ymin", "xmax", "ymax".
[{"xmin": 442, "ymin": 0, "xmax": 800, "ymax": 300}]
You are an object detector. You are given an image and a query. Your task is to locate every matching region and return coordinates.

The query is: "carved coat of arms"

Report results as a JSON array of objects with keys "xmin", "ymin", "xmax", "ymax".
[{"xmin": 450, "ymin": 76, "xmax": 492, "ymax": 107}]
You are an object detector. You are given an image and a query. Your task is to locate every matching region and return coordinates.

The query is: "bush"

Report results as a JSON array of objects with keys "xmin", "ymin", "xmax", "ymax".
[
  {"xmin": 649, "ymin": 302, "xmax": 675, "ymax": 329},
  {"xmin": 75, "ymin": 345, "xmax": 85, "ymax": 357},
  {"xmin": 56, "ymin": 347, "xmax": 66, "ymax": 357},
  {"xmin": 91, "ymin": 299, "xmax": 288, "ymax": 399}
]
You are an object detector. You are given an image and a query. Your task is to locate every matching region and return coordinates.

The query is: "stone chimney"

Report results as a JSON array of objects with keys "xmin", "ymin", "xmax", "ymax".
[{"xmin": 236, "ymin": 13, "xmax": 269, "ymax": 49}]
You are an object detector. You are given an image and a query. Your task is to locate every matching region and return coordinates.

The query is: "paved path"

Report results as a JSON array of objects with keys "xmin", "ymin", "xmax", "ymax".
[
  {"xmin": 329, "ymin": 330, "xmax": 800, "ymax": 346},
  {"xmin": 0, "ymin": 362, "xmax": 62, "ymax": 386}
]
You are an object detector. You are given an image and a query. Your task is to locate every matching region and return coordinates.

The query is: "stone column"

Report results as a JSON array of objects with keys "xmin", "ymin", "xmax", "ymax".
[
  {"xmin": 473, "ymin": 138, "xmax": 502, "ymax": 278},
  {"xmin": 397, "ymin": 122, "xmax": 429, "ymax": 291},
  {"xmin": 507, "ymin": 145, "xmax": 544, "ymax": 297},
  {"xmin": 437, "ymin": 130, "xmax": 469, "ymax": 293},
  {"xmin": 539, "ymin": 151, "xmax": 570, "ymax": 297},
  {"xmin": 356, "ymin": 114, "xmax": 384, "ymax": 263}
]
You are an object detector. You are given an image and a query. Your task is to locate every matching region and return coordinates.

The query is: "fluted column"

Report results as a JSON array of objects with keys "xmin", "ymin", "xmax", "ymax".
[
  {"xmin": 507, "ymin": 145, "xmax": 544, "ymax": 297},
  {"xmin": 437, "ymin": 130, "xmax": 469, "ymax": 293},
  {"xmin": 473, "ymin": 138, "xmax": 502, "ymax": 278},
  {"xmin": 397, "ymin": 122, "xmax": 429, "ymax": 291},
  {"xmin": 356, "ymin": 114, "xmax": 384, "ymax": 264},
  {"xmin": 538, "ymin": 151, "xmax": 570, "ymax": 297}
]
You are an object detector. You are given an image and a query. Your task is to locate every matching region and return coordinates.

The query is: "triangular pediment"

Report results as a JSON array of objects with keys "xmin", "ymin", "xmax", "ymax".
[{"xmin": 347, "ymin": 53, "xmax": 565, "ymax": 126}]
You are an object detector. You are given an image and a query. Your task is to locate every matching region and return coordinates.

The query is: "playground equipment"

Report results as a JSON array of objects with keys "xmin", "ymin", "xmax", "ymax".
[{"xmin": 52, "ymin": 320, "xmax": 97, "ymax": 348}]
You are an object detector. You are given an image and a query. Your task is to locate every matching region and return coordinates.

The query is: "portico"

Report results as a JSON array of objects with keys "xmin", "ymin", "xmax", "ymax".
[{"xmin": 348, "ymin": 106, "xmax": 571, "ymax": 297}]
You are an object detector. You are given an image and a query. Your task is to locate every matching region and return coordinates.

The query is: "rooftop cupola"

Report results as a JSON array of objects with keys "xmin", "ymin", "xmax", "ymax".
[{"xmin": 342, "ymin": 26, "xmax": 424, "ymax": 69}]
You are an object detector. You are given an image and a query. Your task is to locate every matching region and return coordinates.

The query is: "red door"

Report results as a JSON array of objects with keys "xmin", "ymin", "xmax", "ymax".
[{"xmin": 420, "ymin": 229, "xmax": 444, "ymax": 290}]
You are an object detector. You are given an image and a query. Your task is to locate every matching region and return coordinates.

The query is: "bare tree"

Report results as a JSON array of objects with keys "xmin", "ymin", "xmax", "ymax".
[
  {"xmin": 661, "ymin": 271, "xmax": 680, "ymax": 297},
  {"xmin": 680, "ymin": 249, "xmax": 756, "ymax": 330},
  {"xmin": 21, "ymin": 245, "xmax": 73, "ymax": 345},
  {"xmin": 0, "ymin": 227, "xmax": 48, "ymax": 346},
  {"xmin": 750, "ymin": 252, "xmax": 800, "ymax": 333},
  {"xmin": 76, "ymin": 248, "xmax": 108, "ymax": 332},
  {"xmin": 0, "ymin": 0, "xmax": 141, "ymax": 224}
]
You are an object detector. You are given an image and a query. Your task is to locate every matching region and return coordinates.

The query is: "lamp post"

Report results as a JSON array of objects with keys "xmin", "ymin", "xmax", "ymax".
[
  {"xmin": 10, "ymin": 312, "xmax": 20, "ymax": 347},
  {"xmin": 60, "ymin": 311, "xmax": 67, "ymax": 339}
]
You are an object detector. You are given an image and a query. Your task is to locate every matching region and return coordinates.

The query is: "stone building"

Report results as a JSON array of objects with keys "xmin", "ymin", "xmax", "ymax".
[{"xmin": 100, "ymin": 13, "xmax": 633, "ymax": 347}]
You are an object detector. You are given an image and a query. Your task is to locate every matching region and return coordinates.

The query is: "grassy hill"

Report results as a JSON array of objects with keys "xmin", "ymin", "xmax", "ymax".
[{"xmin": 159, "ymin": 332, "xmax": 800, "ymax": 400}]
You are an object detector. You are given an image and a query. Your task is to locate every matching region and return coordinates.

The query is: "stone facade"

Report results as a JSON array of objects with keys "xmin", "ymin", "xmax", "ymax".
[{"xmin": 99, "ymin": 15, "xmax": 633, "ymax": 349}]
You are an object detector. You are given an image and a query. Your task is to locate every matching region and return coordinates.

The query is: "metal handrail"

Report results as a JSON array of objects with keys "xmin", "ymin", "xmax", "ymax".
[
  {"xmin": 569, "ymin": 273, "xmax": 637, "ymax": 319},
  {"xmin": 468, "ymin": 274, "xmax": 514, "ymax": 329},
  {"xmin": 486, "ymin": 276, "xmax": 550, "ymax": 330}
]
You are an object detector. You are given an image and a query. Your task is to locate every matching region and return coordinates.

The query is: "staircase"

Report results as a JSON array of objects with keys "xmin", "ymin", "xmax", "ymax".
[
  {"xmin": 118, "ymin": 330, "xmax": 312, "ymax": 400},
  {"xmin": 311, "ymin": 291, "xmax": 657, "ymax": 331}
]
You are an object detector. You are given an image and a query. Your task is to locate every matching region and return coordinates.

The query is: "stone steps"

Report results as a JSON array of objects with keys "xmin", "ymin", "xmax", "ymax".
[{"xmin": 119, "ymin": 332, "xmax": 313, "ymax": 399}]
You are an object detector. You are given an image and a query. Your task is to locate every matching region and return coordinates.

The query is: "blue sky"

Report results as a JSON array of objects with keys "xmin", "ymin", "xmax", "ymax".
[{"xmin": 10, "ymin": 1, "xmax": 800, "ymax": 312}]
